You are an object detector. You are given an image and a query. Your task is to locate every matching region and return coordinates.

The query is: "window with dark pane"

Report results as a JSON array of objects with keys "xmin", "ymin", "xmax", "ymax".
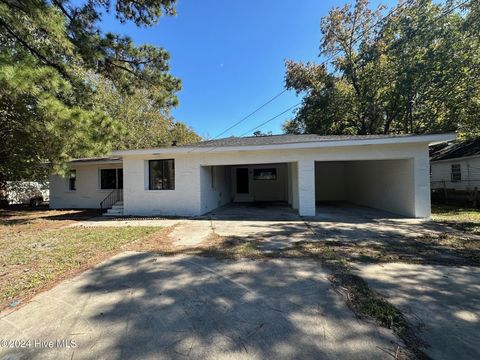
[
  {"xmin": 69, "ymin": 170, "xmax": 76, "ymax": 191},
  {"xmin": 101, "ymin": 169, "xmax": 117, "ymax": 189},
  {"xmin": 253, "ymin": 168, "xmax": 277, "ymax": 180},
  {"xmin": 149, "ymin": 159, "xmax": 175, "ymax": 190},
  {"xmin": 451, "ymin": 164, "xmax": 461, "ymax": 182}
]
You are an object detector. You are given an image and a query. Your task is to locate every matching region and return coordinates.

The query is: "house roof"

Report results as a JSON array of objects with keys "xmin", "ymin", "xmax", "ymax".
[
  {"xmin": 111, "ymin": 132, "xmax": 455, "ymax": 156},
  {"xmin": 187, "ymin": 134, "xmax": 415, "ymax": 148},
  {"xmin": 69, "ymin": 156, "xmax": 122, "ymax": 164},
  {"xmin": 430, "ymin": 137, "xmax": 480, "ymax": 161}
]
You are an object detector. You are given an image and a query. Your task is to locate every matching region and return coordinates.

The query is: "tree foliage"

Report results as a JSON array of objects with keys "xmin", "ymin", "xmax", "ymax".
[
  {"xmin": 91, "ymin": 77, "xmax": 200, "ymax": 150},
  {"xmin": 284, "ymin": 0, "xmax": 480, "ymax": 137},
  {"xmin": 0, "ymin": 0, "xmax": 199, "ymax": 188}
]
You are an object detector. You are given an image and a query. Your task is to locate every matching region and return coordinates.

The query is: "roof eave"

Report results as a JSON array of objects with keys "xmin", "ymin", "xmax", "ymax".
[
  {"xmin": 112, "ymin": 133, "xmax": 456, "ymax": 156},
  {"xmin": 431, "ymin": 153, "xmax": 480, "ymax": 163},
  {"xmin": 69, "ymin": 159, "xmax": 123, "ymax": 166}
]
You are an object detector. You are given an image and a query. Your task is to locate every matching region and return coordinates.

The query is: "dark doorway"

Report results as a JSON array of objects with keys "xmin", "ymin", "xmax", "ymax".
[
  {"xmin": 117, "ymin": 168, "xmax": 123, "ymax": 189},
  {"xmin": 236, "ymin": 168, "xmax": 249, "ymax": 194}
]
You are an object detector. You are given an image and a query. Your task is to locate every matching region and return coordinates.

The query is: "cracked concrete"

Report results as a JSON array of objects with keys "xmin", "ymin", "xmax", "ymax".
[{"xmin": 0, "ymin": 253, "xmax": 399, "ymax": 360}]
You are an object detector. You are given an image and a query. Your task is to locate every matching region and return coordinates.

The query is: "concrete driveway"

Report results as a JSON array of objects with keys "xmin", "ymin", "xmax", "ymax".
[
  {"xmin": 71, "ymin": 202, "xmax": 445, "ymax": 250},
  {"xmin": 6, "ymin": 202, "xmax": 476, "ymax": 359},
  {"xmin": 355, "ymin": 263, "xmax": 480, "ymax": 360},
  {"xmin": 206, "ymin": 203, "xmax": 445, "ymax": 251},
  {"xmin": 0, "ymin": 252, "xmax": 398, "ymax": 360}
]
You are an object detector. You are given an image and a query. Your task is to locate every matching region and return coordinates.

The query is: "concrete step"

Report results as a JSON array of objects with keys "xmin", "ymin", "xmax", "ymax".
[
  {"xmin": 111, "ymin": 204, "xmax": 124, "ymax": 210},
  {"xmin": 115, "ymin": 201, "xmax": 124, "ymax": 205},
  {"xmin": 104, "ymin": 208, "xmax": 123, "ymax": 216}
]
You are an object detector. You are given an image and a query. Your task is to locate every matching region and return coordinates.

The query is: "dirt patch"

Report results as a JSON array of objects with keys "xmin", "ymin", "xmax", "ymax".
[
  {"xmin": 128, "ymin": 225, "xmax": 178, "ymax": 252},
  {"xmin": 0, "ymin": 207, "xmax": 99, "ymax": 233},
  {"xmin": 288, "ymin": 234, "xmax": 480, "ymax": 267}
]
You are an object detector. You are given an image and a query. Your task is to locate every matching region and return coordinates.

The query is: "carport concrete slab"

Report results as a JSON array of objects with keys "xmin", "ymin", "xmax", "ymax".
[
  {"xmin": 354, "ymin": 263, "xmax": 480, "ymax": 360},
  {"xmin": 203, "ymin": 203, "xmax": 301, "ymax": 221},
  {"xmin": 1, "ymin": 252, "xmax": 399, "ymax": 359}
]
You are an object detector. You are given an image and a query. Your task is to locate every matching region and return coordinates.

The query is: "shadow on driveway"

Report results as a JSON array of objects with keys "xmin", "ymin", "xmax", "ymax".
[
  {"xmin": 356, "ymin": 263, "xmax": 480, "ymax": 360},
  {"xmin": 0, "ymin": 252, "xmax": 398, "ymax": 359}
]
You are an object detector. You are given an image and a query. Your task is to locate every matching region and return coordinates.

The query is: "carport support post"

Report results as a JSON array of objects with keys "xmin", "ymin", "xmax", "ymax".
[
  {"xmin": 297, "ymin": 159, "xmax": 316, "ymax": 216},
  {"xmin": 414, "ymin": 152, "xmax": 431, "ymax": 218}
]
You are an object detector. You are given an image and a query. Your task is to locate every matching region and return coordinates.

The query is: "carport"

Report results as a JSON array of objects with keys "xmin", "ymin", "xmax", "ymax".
[
  {"xmin": 200, "ymin": 162, "xmax": 300, "ymax": 215},
  {"xmin": 315, "ymin": 159, "xmax": 415, "ymax": 217},
  {"xmin": 110, "ymin": 133, "xmax": 452, "ymax": 218},
  {"xmin": 201, "ymin": 158, "xmax": 419, "ymax": 218}
]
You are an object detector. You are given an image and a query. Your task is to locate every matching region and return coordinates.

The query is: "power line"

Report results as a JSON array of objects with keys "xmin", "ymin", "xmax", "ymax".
[
  {"xmin": 201, "ymin": 102, "xmax": 302, "ymax": 153},
  {"xmin": 230, "ymin": 0, "xmax": 421, "ymax": 139},
  {"xmin": 192, "ymin": 0, "xmax": 439, "ymax": 153},
  {"xmin": 210, "ymin": 89, "xmax": 287, "ymax": 140},
  {"xmin": 187, "ymin": 89, "xmax": 288, "ymax": 153},
  {"xmin": 239, "ymin": 103, "xmax": 302, "ymax": 137}
]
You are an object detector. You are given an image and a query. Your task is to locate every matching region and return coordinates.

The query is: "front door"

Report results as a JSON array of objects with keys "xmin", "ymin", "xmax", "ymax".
[
  {"xmin": 236, "ymin": 168, "xmax": 249, "ymax": 194},
  {"xmin": 117, "ymin": 168, "xmax": 123, "ymax": 189}
]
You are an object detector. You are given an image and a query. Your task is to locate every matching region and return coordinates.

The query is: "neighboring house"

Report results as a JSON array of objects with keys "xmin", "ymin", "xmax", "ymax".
[
  {"xmin": 49, "ymin": 133, "xmax": 454, "ymax": 218},
  {"xmin": 430, "ymin": 137, "xmax": 480, "ymax": 205}
]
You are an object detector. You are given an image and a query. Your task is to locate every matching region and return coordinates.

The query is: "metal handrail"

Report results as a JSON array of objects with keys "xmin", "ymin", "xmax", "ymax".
[{"xmin": 100, "ymin": 189, "xmax": 123, "ymax": 213}]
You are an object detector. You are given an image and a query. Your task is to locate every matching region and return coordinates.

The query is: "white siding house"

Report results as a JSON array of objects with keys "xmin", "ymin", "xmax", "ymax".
[
  {"xmin": 49, "ymin": 133, "xmax": 455, "ymax": 218},
  {"xmin": 431, "ymin": 156, "xmax": 480, "ymax": 191},
  {"xmin": 430, "ymin": 138, "xmax": 480, "ymax": 206}
]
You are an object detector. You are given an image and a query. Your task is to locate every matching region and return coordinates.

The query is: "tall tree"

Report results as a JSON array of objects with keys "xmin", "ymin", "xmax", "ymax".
[
  {"xmin": 284, "ymin": 0, "xmax": 479, "ymax": 137},
  {"xmin": 0, "ymin": 0, "xmax": 195, "ymax": 195},
  {"xmin": 91, "ymin": 78, "xmax": 200, "ymax": 149}
]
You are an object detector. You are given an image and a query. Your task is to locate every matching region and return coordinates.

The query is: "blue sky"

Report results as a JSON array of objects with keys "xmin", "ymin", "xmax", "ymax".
[{"xmin": 100, "ymin": 0, "xmax": 388, "ymax": 138}]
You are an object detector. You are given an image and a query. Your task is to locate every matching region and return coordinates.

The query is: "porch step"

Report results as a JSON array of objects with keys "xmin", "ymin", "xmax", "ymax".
[
  {"xmin": 104, "ymin": 208, "xmax": 123, "ymax": 216},
  {"xmin": 103, "ymin": 200, "xmax": 124, "ymax": 216}
]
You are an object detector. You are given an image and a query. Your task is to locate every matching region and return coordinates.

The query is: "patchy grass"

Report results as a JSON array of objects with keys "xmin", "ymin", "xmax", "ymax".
[
  {"xmin": 432, "ymin": 204, "xmax": 480, "ymax": 235},
  {"xmin": 202, "ymin": 234, "xmax": 263, "ymax": 259},
  {"xmin": 331, "ymin": 272, "xmax": 404, "ymax": 328},
  {"xmin": 290, "ymin": 235, "xmax": 480, "ymax": 266},
  {"xmin": 329, "ymin": 269, "xmax": 427, "ymax": 359},
  {"xmin": 137, "ymin": 223, "xmax": 479, "ymax": 268},
  {"xmin": 0, "ymin": 226, "xmax": 163, "ymax": 309},
  {"xmin": 0, "ymin": 207, "xmax": 169, "ymax": 310}
]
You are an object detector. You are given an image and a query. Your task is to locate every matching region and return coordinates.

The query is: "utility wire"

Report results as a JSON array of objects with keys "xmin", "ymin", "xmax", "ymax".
[
  {"xmin": 225, "ymin": 0, "xmax": 422, "ymax": 140},
  {"xmin": 233, "ymin": 0, "xmax": 421, "ymax": 138},
  {"xmin": 238, "ymin": 103, "xmax": 302, "ymax": 137},
  {"xmin": 201, "ymin": 102, "xmax": 303, "ymax": 153},
  {"xmin": 191, "ymin": 0, "xmax": 456, "ymax": 154},
  {"xmin": 195, "ymin": 0, "xmax": 418, "ymax": 151},
  {"xmin": 210, "ymin": 89, "xmax": 288, "ymax": 140},
  {"xmin": 187, "ymin": 90, "xmax": 288, "ymax": 153}
]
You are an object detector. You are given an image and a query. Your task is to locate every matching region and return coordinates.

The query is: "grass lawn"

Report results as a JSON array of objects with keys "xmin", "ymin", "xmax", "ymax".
[
  {"xmin": 431, "ymin": 204, "xmax": 480, "ymax": 235},
  {"xmin": 0, "ymin": 207, "xmax": 166, "ymax": 310}
]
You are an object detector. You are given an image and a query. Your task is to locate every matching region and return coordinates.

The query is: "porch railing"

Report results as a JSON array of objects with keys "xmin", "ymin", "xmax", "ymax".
[{"xmin": 100, "ymin": 189, "xmax": 123, "ymax": 213}]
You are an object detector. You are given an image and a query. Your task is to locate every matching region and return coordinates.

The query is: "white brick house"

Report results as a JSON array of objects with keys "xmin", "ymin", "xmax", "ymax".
[{"xmin": 49, "ymin": 133, "xmax": 455, "ymax": 218}]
